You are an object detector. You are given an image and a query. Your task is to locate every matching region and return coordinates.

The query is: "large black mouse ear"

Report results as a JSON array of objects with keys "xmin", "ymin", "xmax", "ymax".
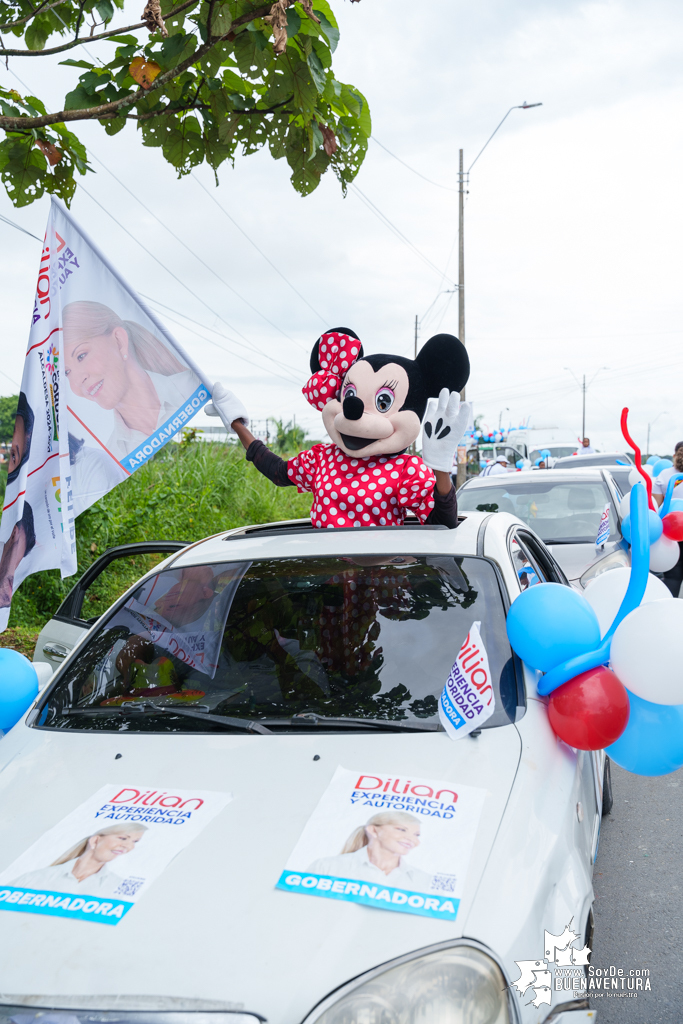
[
  {"xmin": 415, "ymin": 333, "xmax": 470, "ymax": 396},
  {"xmin": 310, "ymin": 328, "xmax": 362, "ymax": 372}
]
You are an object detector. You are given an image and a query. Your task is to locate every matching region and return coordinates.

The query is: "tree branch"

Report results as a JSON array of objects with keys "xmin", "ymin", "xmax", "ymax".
[
  {"xmin": 0, "ymin": 0, "xmax": 69, "ymax": 32},
  {"xmin": 0, "ymin": 0, "xmax": 199, "ymax": 56},
  {"xmin": 0, "ymin": 8, "xmax": 273, "ymax": 129}
]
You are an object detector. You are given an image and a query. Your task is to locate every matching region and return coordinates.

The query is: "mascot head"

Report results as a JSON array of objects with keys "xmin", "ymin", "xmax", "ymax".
[{"xmin": 303, "ymin": 328, "xmax": 470, "ymax": 459}]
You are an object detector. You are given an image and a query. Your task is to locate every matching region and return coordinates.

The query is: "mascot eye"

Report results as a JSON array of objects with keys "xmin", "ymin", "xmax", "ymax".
[
  {"xmin": 343, "ymin": 384, "xmax": 357, "ymax": 399},
  {"xmin": 375, "ymin": 388, "xmax": 395, "ymax": 413}
]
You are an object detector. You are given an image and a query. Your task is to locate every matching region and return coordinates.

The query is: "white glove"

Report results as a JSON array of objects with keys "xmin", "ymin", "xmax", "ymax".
[
  {"xmin": 421, "ymin": 389, "xmax": 471, "ymax": 472},
  {"xmin": 204, "ymin": 382, "xmax": 249, "ymax": 432}
]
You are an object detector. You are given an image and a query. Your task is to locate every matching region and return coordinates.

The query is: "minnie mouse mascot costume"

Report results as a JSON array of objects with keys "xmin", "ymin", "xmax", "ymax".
[{"xmin": 205, "ymin": 328, "xmax": 470, "ymax": 529}]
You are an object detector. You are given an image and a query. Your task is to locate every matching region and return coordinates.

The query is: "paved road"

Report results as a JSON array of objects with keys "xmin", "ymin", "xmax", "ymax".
[{"xmin": 591, "ymin": 761, "xmax": 683, "ymax": 1022}]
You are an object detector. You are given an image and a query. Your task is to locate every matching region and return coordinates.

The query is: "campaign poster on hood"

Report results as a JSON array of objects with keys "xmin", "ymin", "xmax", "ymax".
[
  {"xmin": 276, "ymin": 767, "xmax": 486, "ymax": 922},
  {"xmin": 0, "ymin": 783, "xmax": 231, "ymax": 925},
  {"xmin": 0, "ymin": 197, "xmax": 210, "ymax": 631}
]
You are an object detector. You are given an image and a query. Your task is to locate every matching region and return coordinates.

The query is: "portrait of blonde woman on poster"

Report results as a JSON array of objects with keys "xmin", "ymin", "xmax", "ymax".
[
  {"xmin": 11, "ymin": 823, "xmax": 147, "ymax": 896},
  {"xmin": 62, "ymin": 301, "xmax": 200, "ymax": 460},
  {"xmin": 308, "ymin": 811, "xmax": 435, "ymax": 891}
]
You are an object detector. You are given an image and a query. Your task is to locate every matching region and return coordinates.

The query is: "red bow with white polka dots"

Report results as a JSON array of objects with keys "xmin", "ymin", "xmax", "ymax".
[{"xmin": 302, "ymin": 331, "xmax": 362, "ymax": 411}]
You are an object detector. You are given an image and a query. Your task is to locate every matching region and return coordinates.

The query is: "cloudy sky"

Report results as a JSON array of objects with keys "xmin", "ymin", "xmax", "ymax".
[{"xmin": 2, "ymin": 0, "xmax": 682, "ymax": 453}]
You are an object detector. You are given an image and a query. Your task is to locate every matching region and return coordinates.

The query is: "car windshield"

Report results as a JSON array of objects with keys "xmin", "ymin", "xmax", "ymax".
[
  {"xmin": 458, "ymin": 479, "xmax": 618, "ymax": 544},
  {"xmin": 37, "ymin": 555, "xmax": 520, "ymax": 733}
]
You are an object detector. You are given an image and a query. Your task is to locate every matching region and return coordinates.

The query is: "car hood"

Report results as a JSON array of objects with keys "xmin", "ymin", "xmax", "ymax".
[
  {"xmin": 0, "ymin": 724, "xmax": 522, "ymax": 1023},
  {"xmin": 546, "ymin": 539, "xmax": 622, "ymax": 581}
]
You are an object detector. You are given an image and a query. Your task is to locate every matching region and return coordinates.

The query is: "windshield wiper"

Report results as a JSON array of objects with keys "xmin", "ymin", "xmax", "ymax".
[
  {"xmin": 261, "ymin": 712, "xmax": 442, "ymax": 733},
  {"xmin": 63, "ymin": 702, "xmax": 272, "ymax": 734}
]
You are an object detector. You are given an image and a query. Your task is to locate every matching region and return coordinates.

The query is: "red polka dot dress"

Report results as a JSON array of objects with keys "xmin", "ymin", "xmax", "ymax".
[{"xmin": 286, "ymin": 443, "xmax": 436, "ymax": 528}]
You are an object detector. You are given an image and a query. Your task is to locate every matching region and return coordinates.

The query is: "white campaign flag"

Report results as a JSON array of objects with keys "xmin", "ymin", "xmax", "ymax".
[
  {"xmin": 0, "ymin": 197, "xmax": 211, "ymax": 630},
  {"xmin": 595, "ymin": 503, "xmax": 610, "ymax": 547},
  {"xmin": 439, "ymin": 621, "xmax": 495, "ymax": 739}
]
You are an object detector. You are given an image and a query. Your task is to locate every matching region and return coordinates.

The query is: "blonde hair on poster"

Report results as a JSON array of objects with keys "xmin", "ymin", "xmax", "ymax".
[
  {"xmin": 340, "ymin": 811, "xmax": 420, "ymax": 854},
  {"xmin": 51, "ymin": 823, "xmax": 148, "ymax": 865},
  {"xmin": 62, "ymin": 301, "xmax": 185, "ymax": 376}
]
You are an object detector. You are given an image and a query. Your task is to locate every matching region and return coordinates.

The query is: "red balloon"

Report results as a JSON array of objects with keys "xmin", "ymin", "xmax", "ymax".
[
  {"xmin": 548, "ymin": 667, "xmax": 630, "ymax": 750},
  {"xmin": 662, "ymin": 511, "xmax": 683, "ymax": 541}
]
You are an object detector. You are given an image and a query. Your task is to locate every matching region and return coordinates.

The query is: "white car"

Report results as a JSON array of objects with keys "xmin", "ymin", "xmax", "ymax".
[{"xmin": 0, "ymin": 513, "xmax": 605, "ymax": 1024}]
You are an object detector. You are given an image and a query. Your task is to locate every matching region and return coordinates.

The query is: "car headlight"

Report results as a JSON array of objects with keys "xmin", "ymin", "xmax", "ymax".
[
  {"xmin": 579, "ymin": 548, "xmax": 630, "ymax": 588},
  {"xmin": 306, "ymin": 945, "xmax": 510, "ymax": 1024}
]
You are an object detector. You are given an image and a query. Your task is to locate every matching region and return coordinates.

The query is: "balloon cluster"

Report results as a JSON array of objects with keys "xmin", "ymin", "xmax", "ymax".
[{"xmin": 506, "ymin": 408, "xmax": 683, "ymax": 776}]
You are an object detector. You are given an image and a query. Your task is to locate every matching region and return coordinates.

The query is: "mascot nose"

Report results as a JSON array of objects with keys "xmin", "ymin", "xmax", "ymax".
[{"xmin": 343, "ymin": 394, "xmax": 365, "ymax": 421}]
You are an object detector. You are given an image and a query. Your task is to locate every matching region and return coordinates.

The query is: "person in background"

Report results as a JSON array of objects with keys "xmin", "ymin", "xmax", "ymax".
[
  {"xmin": 652, "ymin": 442, "xmax": 683, "ymax": 597},
  {"xmin": 578, "ymin": 437, "xmax": 595, "ymax": 454},
  {"xmin": 480, "ymin": 455, "xmax": 509, "ymax": 477}
]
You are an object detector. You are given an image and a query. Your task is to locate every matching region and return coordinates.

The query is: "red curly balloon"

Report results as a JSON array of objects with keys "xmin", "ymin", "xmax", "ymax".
[
  {"xmin": 620, "ymin": 407, "xmax": 655, "ymax": 511},
  {"xmin": 548, "ymin": 667, "xmax": 630, "ymax": 750}
]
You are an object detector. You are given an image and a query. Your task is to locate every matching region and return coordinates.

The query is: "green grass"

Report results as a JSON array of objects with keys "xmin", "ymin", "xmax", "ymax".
[{"xmin": 5, "ymin": 441, "xmax": 312, "ymax": 631}]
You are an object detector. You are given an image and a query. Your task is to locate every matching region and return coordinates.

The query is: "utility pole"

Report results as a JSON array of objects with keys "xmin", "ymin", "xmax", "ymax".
[
  {"xmin": 581, "ymin": 375, "xmax": 586, "ymax": 441},
  {"xmin": 456, "ymin": 149, "xmax": 467, "ymax": 489}
]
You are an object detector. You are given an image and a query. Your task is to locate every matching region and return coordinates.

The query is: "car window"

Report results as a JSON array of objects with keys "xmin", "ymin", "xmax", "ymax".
[
  {"xmin": 509, "ymin": 534, "xmax": 546, "ymax": 589},
  {"xmin": 458, "ymin": 479, "xmax": 617, "ymax": 544},
  {"xmin": 530, "ymin": 446, "xmax": 578, "ymax": 461},
  {"xmin": 36, "ymin": 555, "xmax": 520, "ymax": 733},
  {"xmin": 76, "ymin": 551, "xmax": 179, "ymax": 623}
]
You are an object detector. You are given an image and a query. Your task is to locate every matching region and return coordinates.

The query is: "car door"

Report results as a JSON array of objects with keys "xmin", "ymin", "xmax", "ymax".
[
  {"xmin": 509, "ymin": 526, "xmax": 603, "ymax": 859},
  {"xmin": 33, "ymin": 541, "xmax": 188, "ymax": 668}
]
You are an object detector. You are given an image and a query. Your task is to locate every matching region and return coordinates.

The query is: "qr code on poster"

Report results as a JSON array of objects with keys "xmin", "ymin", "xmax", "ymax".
[
  {"xmin": 431, "ymin": 873, "xmax": 458, "ymax": 893},
  {"xmin": 114, "ymin": 876, "xmax": 146, "ymax": 897}
]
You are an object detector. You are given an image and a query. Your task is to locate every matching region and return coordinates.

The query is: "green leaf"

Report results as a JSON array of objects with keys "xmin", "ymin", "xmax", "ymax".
[
  {"xmin": 210, "ymin": 1, "xmax": 232, "ymax": 36},
  {"xmin": 106, "ymin": 34, "xmax": 140, "ymax": 45},
  {"xmin": 162, "ymin": 116, "xmax": 204, "ymax": 173},
  {"xmin": 218, "ymin": 113, "xmax": 240, "ymax": 145},
  {"xmin": 286, "ymin": 8, "xmax": 302, "ymax": 36},
  {"xmin": 280, "ymin": 53, "xmax": 316, "ymax": 113},
  {"xmin": 95, "ymin": 0, "xmax": 115, "ymax": 23},
  {"xmin": 234, "ymin": 29, "xmax": 269, "ymax": 77},
  {"xmin": 25, "ymin": 19, "xmax": 50, "ymax": 51},
  {"xmin": 63, "ymin": 86, "xmax": 104, "ymax": 111},
  {"xmin": 314, "ymin": 7, "xmax": 339, "ymax": 52},
  {"xmin": 307, "ymin": 49, "xmax": 326, "ymax": 94},
  {"xmin": 0, "ymin": 137, "xmax": 46, "ymax": 207},
  {"xmin": 59, "ymin": 59, "xmax": 96, "ymax": 69},
  {"xmin": 101, "ymin": 115, "xmax": 126, "ymax": 136}
]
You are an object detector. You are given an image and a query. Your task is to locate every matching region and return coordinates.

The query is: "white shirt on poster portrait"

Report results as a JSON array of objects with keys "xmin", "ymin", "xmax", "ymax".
[
  {"xmin": 107, "ymin": 369, "xmax": 200, "ymax": 460},
  {"xmin": 11, "ymin": 859, "xmax": 127, "ymax": 898},
  {"xmin": 69, "ymin": 439, "xmax": 128, "ymax": 516},
  {"xmin": 308, "ymin": 845, "xmax": 435, "ymax": 893}
]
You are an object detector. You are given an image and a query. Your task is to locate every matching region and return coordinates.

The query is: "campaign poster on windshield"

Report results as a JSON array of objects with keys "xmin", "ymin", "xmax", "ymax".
[
  {"xmin": 276, "ymin": 767, "xmax": 486, "ymax": 921},
  {"xmin": 0, "ymin": 783, "xmax": 231, "ymax": 926},
  {"xmin": 0, "ymin": 196, "xmax": 210, "ymax": 631},
  {"xmin": 439, "ymin": 621, "xmax": 495, "ymax": 740}
]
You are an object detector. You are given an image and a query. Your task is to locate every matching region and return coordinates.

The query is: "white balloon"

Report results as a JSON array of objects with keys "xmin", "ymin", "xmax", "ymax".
[
  {"xmin": 584, "ymin": 567, "xmax": 673, "ymax": 637},
  {"xmin": 649, "ymin": 535, "xmax": 680, "ymax": 572},
  {"xmin": 628, "ymin": 465, "xmax": 653, "ymax": 486},
  {"xmin": 619, "ymin": 491, "xmax": 631, "ymax": 516},
  {"xmin": 611, "ymin": 600, "xmax": 683, "ymax": 704}
]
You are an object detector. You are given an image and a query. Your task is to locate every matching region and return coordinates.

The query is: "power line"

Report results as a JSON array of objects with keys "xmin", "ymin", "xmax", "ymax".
[
  {"xmin": 349, "ymin": 183, "xmax": 457, "ymax": 286},
  {"xmin": 87, "ymin": 151, "xmax": 307, "ymax": 354},
  {"xmin": 0, "ymin": 213, "xmax": 42, "ymax": 242},
  {"xmin": 142, "ymin": 294, "xmax": 300, "ymax": 386},
  {"xmin": 371, "ymin": 138, "xmax": 458, "ymax": 192},
  {"xmin": 77, "ymin": 182, "xmax": 298, "ymax": 380},
  {"xmin": 191, "ymin": 173, "xmax": 328, "ymax": 328}
]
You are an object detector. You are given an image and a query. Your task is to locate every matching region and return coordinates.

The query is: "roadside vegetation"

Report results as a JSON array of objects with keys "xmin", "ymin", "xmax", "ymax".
[{"xmin": 0, "ymin": 437, "xmax": 312, "ymax": 645}]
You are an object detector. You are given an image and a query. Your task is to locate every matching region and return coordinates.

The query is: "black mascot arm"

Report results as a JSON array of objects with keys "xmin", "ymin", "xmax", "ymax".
[
  {"xmin": 246, "ymin": 439, "xmax": 294, "ymax": 488},
  {"xmin": 426, "ymin": 483, "xmax": 458, "ymax": 528}
]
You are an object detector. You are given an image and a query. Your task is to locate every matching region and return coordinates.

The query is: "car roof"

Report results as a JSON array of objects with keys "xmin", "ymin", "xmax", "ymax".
[
  {"xmin": 461, "ymin": 468, "xmax": 606, "ymax": 486},
  {"xmin": 167, "ymin": 513, "xmax": 494, "ymax": 568}
]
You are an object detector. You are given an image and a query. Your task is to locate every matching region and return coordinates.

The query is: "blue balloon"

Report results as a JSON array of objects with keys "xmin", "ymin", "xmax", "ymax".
[
  {"xmin": 646, "ymin": 455, "xmax": 659, "ymax": 465},
  {"xmin": 0, "ymin": 649, "xmax": 39, "ymax": 732},
  {"xmin": 516, "ymin": 459, "xmax": 524, "ymax": 469},
  {"xmin": 621, "ymin": 509, "xmax": 663, "ymax": 545},
  {"xmin": 506, "ymin": 583, "xmax": 602, "ymax": 673},
  {"xmin": 541, "ymin": 448, "xmax": 551, "ymax": 459},
  {"xmin": 653, "ymin": 458, "xmax": 673, "ymax": 477},
  {"xmin": 669, "ymin": 499, "xmax": 683, "ymax": 514},
  {"xmin": 607, "ymin": 690, "xmax": 683, "ymax": 776}
]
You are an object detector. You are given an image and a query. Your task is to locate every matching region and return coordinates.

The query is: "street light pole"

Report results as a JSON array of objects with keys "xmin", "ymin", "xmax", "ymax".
[{"xmin": 455, "ymin": 102, "xmax": 542, "ymax": 489}]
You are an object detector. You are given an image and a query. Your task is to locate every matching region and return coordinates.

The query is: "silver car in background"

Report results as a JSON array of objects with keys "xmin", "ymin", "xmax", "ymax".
[{"xmin": 457, "ymin": 468, "xmax": 629, "ymax": 587}]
